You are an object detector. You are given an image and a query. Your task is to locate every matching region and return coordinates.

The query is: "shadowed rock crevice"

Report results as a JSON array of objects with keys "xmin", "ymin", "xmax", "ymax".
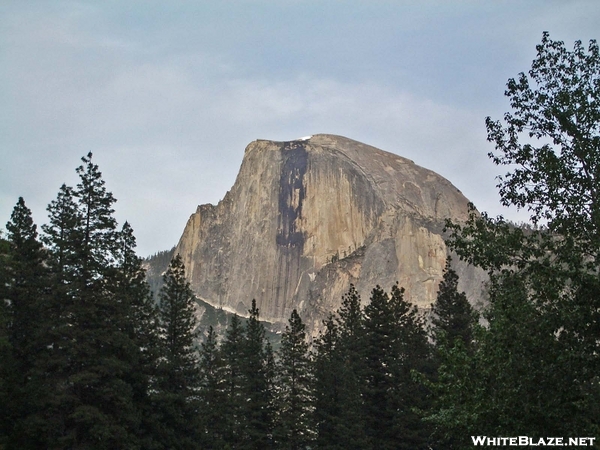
[{"xmin": 277, "ymin": 142, "xmax": 308, "ymax": 249}]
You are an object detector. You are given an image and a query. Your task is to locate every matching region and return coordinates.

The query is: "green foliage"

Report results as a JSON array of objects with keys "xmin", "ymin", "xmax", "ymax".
[
  {"xmin": 312, "ymin": 284, "xmax": 436, "ymax": 449},
  {"xmin": 158, "ymin": 255, "xmax": 199, "ymax": 382},
  {"xmin": 144, "ymin": 246, "xmax": 176, "ymax": 297},
  {"xmin": 486, "ymin": 33, "xmax": 600, "ymax": 260},
  {"xmin": 275, "ymin": 309, "xmax": 314, "ymax": 449},
  {"xmin": 198, "ymin": 326, "xmax": 227, "ymax": 448},
  {"xmin": 241, "ymin": 300, "xmax": 276, "ymax": 449},
  {"xmin": 1, "ymin": 154, "xmax": 165, "ymax": 448},
  {"xmin": 430, "ymin": 257, "xmax": 478, "ymax": 348},
  {"xmin": 220, "ymin": 313, "xmax": 246, "ymax": 446},
  {"xmin": 312, "ymin": 314, "xmax": 340, "ymax": 448},
  {"xmin": 450, "ymin": 33, "xmax": 600, "ymax": 273},
  {"xmin": 313, "ymin": 310, "xmax": 367, "ymax": 450},
  {"xmin": 428, "ymin": 273, "xmax": 597, "ymax": 447},
  {"xmin": 0, "ymin": 235, "xmax": 9, "ymax": 448},
  {"xmin": 331, "ymin": 284, "xmax": 370, "ymax": 449},
  {"xmin": 362, "ymin": 284, "xmax": 433, "ymax": 450},
  {"xmin": 115, "ymin": 222, "xmax": 162, "ymax": 450},
  {"xmin": 154, "ymin": 254, "xmax": 201, "ymax": 449},
  {"xmin": 434, "ymin": 33, "xmax": 600, "ymax": 443},
  {"xmin": 1, "ymin": 198, "xmax": 55, "ymax": 448}
]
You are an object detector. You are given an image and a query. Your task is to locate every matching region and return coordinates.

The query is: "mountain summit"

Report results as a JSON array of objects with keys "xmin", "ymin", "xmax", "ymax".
[{"xmin": 175, "ymin": 134, "xmax": 484, "ymax": 331}]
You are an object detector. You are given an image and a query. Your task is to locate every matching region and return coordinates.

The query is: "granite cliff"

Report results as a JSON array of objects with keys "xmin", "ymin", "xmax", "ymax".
[{"xmin": 174, "ymin": 134, "xmax": 485, "ymax": 333}]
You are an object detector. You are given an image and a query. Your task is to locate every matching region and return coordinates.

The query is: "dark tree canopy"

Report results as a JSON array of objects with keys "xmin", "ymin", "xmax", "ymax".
[
  {"xmin": 276, "ymin": 309, "xmax": 314, "ymax": 449},
  {"xmin": 487, "ymin": 33, "xmax": 600, "ymax": 244},
  {"xmin": 451, "ymin": 33, "xmax": 600, "ymax": 272},
  {"xmin": 430, "ymin": 257, "xmax": 478, "ymax": 348},
  {"xmin": 435, "ymin": 34, "xmax": 600, "ymax": 444}
]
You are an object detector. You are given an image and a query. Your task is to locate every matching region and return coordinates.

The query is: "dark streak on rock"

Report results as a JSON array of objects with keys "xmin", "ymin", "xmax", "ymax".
[{"xmin": 276, "ymin": 141, "xmax": 308, "ymax": 249}]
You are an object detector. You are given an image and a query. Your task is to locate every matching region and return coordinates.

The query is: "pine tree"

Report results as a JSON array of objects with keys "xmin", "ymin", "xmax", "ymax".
[
  {"xmin": 362, "ymin": 284, "xmax": 433, "ymax": 450},
  {"xmin": 430, "ymin": 257, "xmax": 478, "ymax": 348},
  {"xmin": 115, "ymin": 222, "xmax": 162, "ymax": 449},
  {"xmin": 334, "ymin": 285, "xmax": 369, "ymax": 450},
  {"xmin": 41, "ymin": 154, "xmax": 142, "ymax": 448},
  {"xmin": 42, "ymin": 183, "xmax": 80, "ymax": 284},
  {"xmin": 336, "ymin": 284, "xmax": 364, "ymax": 355},
  {"xmin": 154, "ymin": 254, "xmax": 201, "ymax": 450},
  {"xmin": 0, "ymin": 233, "xmax": 10, "ymax": 448},
  {"xmin": 2, "ymin": 198, "xmax": 54, "ymax": 448},
  {"xmin": 198, "ymin": 326, "xmax": 227, "ymax": 448},
  {"xmin": 220, "ymin": 313, "xmax": 246, "ymax": 447},
  {"xmin": 313, "ymin": 286, "xmax": 369, "ymax": 450},
  {"xmin": 312, "ymin": 314, "xmax": 345, "ymax": 450},
  {"xmin": 73, "ymin": 152, "xmax": 119, "ymax": 283},
  {"xmin": 275, "ymin": 309, "xmax": 314, "ymax": 449},
  {"xmin": 240, "ymin": 299, "xmax": 275, "ymax": 449}
]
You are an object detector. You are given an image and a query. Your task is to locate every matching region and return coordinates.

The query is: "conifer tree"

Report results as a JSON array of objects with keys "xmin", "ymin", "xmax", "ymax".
[
  {"xmin": 198, "ymin": 326, "xmax": 227, "ymax": 448},
  {"xmin": 430, "ymin": 257, "xmax": 478, "ymax": 348},
  {"xmin": 313, "ymin": 286, "xmax": 369, "ymax": 450},
  {"xmin": 155, "ymin": 254, "xmax": 201, "ymax": 450},
  {"xmin": 73, "ymin": 152, "xmax": 119, "ymax": 282},
  {"xmin": 0, "ymin": 233, "xmax": 10, "ymax": 448},
  {"xmin": 333, "ymin": 285, "xmax": 369, "ymax": 450},
  {"xmin": 115, "ymin": 222, "xmax": 162, "ymax": 448},
  {"xmin": 336, "ymin": 284, "xmax": 364, "ymax": 356},
  {"xmin": 362, "ymin": 284, "xmax": 433, "ymax": 450},
  {"xmin": 240, "ymin": 299, "xmax": 275, "ymax": 449},
  {"xmin": 275, "ymin": 309, "xmax": 314, "ymax": 449},
  {"xmin": 41, "ymin": 154, "xmax": 142, "ymax": 448},
  {"xmin": 312, "ymin": 314, "xmax": 344, "ymax": 449},
  {"xmin": 2, "ymin": 198, "xmax": 53, "ymax": 448},
  {"xmin": 220, "ymin": 313, "xmax": 245, "ymax": 447},
  {"xmin": 42, "ymin": 183, "xmax": 80, "ymax": 286},
  {"xmin": 41, "ymin": 183, "xmax": 81, "ymax": 446}
]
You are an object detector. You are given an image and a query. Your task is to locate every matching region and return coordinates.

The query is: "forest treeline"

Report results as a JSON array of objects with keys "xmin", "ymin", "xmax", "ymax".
[
  {"xmin": 0, "ymin": 152, "xmax": 458, "ymax": 449},
  {"xmin": 0, "ymin": 151, "xmax": 460, "ymax": 449},
  {"xmin": 2, "ymin": 33, "xmax": 600, "ymax": 449}
]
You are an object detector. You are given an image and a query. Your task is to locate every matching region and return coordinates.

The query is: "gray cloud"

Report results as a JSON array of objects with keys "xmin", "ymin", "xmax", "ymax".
[{"xmin": 2, "ymin": 1, "xmax": 599, "ymax": 255}]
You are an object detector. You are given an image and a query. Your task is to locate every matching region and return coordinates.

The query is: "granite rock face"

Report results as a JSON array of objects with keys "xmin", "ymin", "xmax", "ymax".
[{"xmin": 175, "ymin": 134, "xmax": 486, "ymax": 333}]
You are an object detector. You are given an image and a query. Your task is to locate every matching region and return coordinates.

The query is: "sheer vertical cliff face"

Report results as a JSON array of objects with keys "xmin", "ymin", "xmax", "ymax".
[{"xmin": 175, "ymin": 134, "xmax": 486, "ymax": 331}]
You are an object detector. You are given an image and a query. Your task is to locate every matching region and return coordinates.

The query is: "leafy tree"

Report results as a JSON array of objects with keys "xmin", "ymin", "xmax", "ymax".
[
  {"xmin": 484, "ymin": 33, "xmax": 600, "ymax": 265},
  {"xmin": 438, "ymin": 33, "xmax": 600, "ymax": 441},
  {"xmin": 448, "ymin": 33, "xmax": 600, "ymax": 276},
  {"xmin": 275, "ymin": 309, "xmax": 314, "ymax": 450},
  {"xmin": 430, "ymin": 257, "xmax": 478, "ymax": 349},
  {"xmin": 154, "ymin": 254, "xmax": 201, "ymax": 450}
]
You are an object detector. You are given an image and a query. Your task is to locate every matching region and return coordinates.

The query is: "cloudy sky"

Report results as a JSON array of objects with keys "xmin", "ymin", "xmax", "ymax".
[{"xmin": 1, "ymin": 1, "xmax": 599, "ymax": 256}]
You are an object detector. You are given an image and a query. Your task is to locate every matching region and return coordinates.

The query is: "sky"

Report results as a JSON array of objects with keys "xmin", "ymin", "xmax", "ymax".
[{"xmin": 1, "ymin": 1, "xmax": 599, "ymax": 257}]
